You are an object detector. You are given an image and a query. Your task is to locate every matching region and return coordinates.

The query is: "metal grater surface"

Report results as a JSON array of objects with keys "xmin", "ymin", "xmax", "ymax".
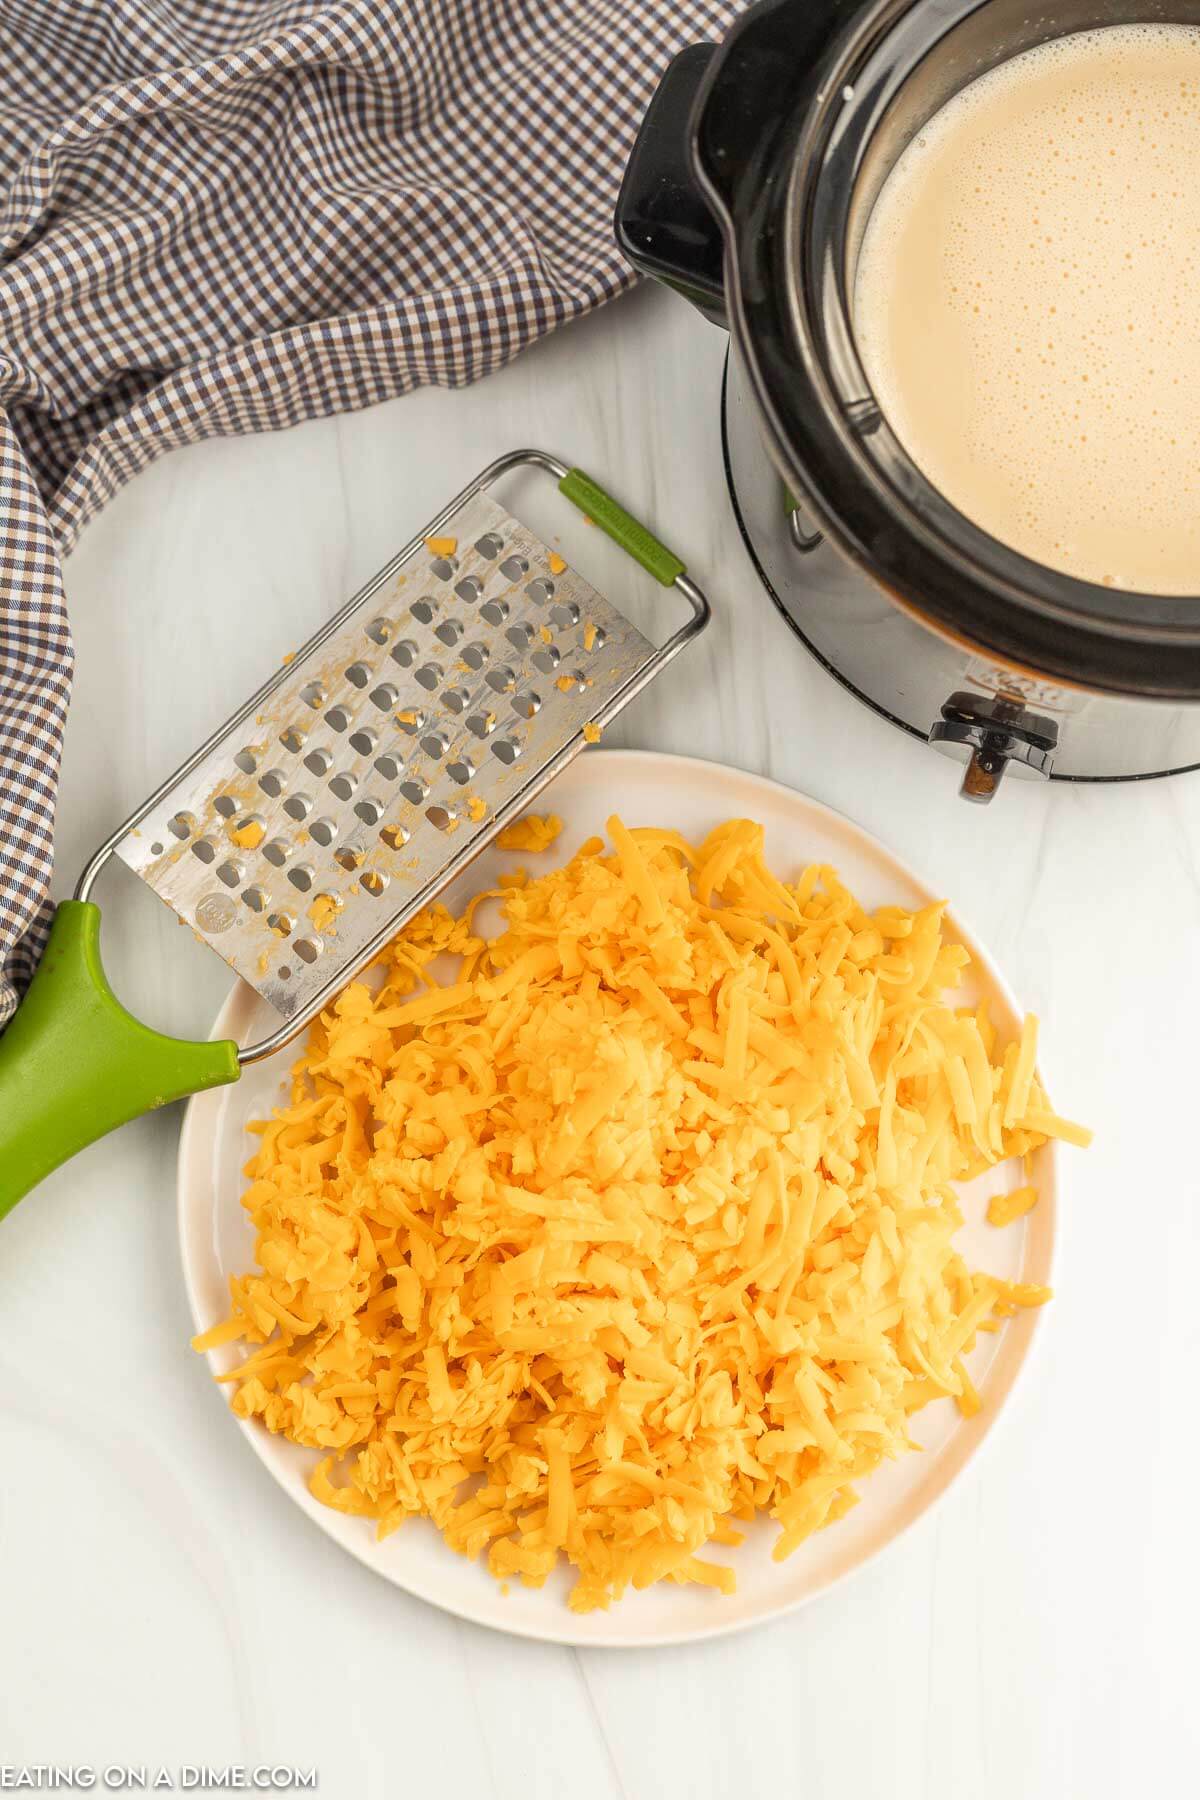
[{"xmin": 117, "ymin": 489, "xmax": 657, "ymax": 1022}]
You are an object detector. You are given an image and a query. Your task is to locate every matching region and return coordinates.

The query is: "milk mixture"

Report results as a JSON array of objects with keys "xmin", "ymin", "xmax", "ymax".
[{"xmin": 854, "ymin": 25, "xmax": 1200, "ymax": 594}]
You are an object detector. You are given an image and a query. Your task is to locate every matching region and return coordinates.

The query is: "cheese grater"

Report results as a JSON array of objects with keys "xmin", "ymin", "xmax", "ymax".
[{"xmin": 0, "ymin": 449, "xmax": 709, "ymax": 1216}]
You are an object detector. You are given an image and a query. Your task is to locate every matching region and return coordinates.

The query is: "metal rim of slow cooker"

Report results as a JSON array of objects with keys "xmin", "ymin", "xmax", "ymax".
[{"xmin": 699, "ymin": 0, "xmax": 1200, "ymax": 702}]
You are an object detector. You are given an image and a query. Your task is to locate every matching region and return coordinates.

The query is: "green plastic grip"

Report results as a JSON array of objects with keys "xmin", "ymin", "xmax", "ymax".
[
  {"xmin": 0, "ymin": 900, "xmax": 240, "ymax": 1220},
  {"xmin": 558, "ymin": 468, "xmax": 686, "ymax": 586}
]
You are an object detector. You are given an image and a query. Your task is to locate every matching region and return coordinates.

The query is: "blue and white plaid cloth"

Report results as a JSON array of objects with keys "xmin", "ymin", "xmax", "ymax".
[{"xmin": 0, "ymin": 0, "xmax": 739, "ymax": 1023}]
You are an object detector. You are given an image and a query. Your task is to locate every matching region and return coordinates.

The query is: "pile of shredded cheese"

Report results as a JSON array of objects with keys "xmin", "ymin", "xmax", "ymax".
[
  {"xmin": 196, "ymin": 816, "xmax": 1087, "ymax": 1611},
  {"xmin": 495, "ymin": 813, "xmax": 564, "ymax": 854}
]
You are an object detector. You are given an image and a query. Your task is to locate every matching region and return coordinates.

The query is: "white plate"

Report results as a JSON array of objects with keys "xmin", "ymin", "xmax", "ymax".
[{"xmin": 180, "ymin": 750, "xmax": 1055, "ymax": 1647}]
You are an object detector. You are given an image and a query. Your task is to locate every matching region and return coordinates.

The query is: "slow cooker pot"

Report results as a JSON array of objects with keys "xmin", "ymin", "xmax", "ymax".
[{"xmin": 616, "ymin": 0, "xmax": 1200, "ymax": 799}]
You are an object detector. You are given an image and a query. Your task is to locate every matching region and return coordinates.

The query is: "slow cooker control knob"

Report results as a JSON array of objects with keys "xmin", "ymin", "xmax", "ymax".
[{"xmin": 929, "ymin": 691, "xmax": 1059, "ymax": 804}]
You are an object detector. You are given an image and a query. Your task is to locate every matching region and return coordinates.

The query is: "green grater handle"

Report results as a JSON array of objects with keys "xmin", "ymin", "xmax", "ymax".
[
  {"xmin": 0, "ymin": 901, "xmax": 240, "ymax": 1220},
  {"xmin": 558, "ymin": 469, "xmax": 686, "ymax": 586}
]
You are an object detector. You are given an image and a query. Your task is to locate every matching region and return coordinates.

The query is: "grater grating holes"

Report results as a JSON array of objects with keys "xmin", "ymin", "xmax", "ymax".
[
  {"xmin": 169, "ymin": 812, "xmax": 195, "ymax": 840},
  {"xmin": 116, "ymin": 481, "xmax": 669, "ymax": 1020},
  {"xmin": 194, "ymin": 555, "xmax": 540, "ymax": 897},
  {"xmin": 295, "ymin": 937, "xmax": 322, "ymax": 964},
  {"xmin": 429, "ymin": 556, "xmax": 457, "ymax": 581},
  {"xmin": 373, "ymin": 747, "xmax": 404, "ymax": 781},
  {"xmin": 268, "ymin": 911, "xmax": 294, "ymax": 937}
]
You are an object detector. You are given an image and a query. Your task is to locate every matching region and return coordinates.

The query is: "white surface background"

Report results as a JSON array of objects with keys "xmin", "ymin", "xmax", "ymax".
[{"xmin": 0, "ymin": 284, "xmax": 1193, "ymax": 1798}]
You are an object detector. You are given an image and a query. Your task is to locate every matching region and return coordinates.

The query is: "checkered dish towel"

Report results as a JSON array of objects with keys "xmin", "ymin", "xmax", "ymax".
[{"xmin": 0, "ymin": 0, "xmax": 739, "ymax": 1025}]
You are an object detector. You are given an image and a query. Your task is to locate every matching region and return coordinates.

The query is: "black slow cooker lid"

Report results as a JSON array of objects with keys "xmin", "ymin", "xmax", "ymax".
[{"xmin": 690, "ymin": 0, "xmax": 1200, "ymax": 702}]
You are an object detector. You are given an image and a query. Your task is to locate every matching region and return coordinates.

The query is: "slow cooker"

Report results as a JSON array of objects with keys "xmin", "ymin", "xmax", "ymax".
[{"xmin": 616, "ymin": 0, "xmax": 1200, "ymax": 801}]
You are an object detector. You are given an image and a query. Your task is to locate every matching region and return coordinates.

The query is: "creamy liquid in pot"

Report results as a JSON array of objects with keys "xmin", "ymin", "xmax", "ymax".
[{"xmin": 854, "ymin": 25, "xmax": 1200, "ymax": 594}]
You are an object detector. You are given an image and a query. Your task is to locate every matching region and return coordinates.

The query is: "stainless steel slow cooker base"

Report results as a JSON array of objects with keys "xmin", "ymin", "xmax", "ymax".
[{"xmin": 722, "ymin": 353, "xmax": 1200, "ymax": 788}]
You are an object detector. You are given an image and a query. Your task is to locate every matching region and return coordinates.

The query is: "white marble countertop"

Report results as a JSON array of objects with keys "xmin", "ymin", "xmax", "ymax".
[{"xmin": 2, "ymin": 284, "xmax": 1195, "ymax": 1799}]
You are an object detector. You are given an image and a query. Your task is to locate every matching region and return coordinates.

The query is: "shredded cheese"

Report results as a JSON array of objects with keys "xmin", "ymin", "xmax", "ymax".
[
  {"xmin": 309, "ymin": 893, "xmax": 343, "ymax": 934},
  {"xmin": 197, "ymin": 817, "xmax": 1088, "ymax": 1611},
  {"xmin": 987, "ymin": 1184, "xmax": 1037, "ymax": 1227},
  {"xmin": 495, "ymin": 813, "xmax": 564, "ymax": 853},
  {"xmin": 582, "ymin": 722, "xmax": 602, "ymax": 744},
  {"xmin": 548, "ymin": 552, "xmax": 567, "ymax": 575},
  {"xmin": 425, "ymin": 536, "xmax": 457, "ymax": 557},
  {"xmin": 230, "ymin": 820, "xmax": 265, "ymax": 850}
]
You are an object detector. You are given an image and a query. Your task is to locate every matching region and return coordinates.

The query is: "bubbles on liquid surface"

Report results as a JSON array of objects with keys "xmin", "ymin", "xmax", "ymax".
[{"xmin": 854, "ymin": 24, "xmax": 1200, "ymax": 593}]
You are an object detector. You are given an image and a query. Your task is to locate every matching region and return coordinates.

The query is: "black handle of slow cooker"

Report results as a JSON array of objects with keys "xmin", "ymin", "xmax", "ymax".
[
  {"xmin": 616, "ymin": 0, "xmax": 856, "ymax": 326},
  {"xmin": 615, "ymin": 44, "xmax": 728, "ymax": 326}
]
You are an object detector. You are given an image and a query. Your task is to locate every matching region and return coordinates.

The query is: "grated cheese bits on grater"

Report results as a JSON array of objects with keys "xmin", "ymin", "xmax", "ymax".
[{"xmin": 195, "ymin": 817, "xmax": 1088, "ymax": 1611}]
